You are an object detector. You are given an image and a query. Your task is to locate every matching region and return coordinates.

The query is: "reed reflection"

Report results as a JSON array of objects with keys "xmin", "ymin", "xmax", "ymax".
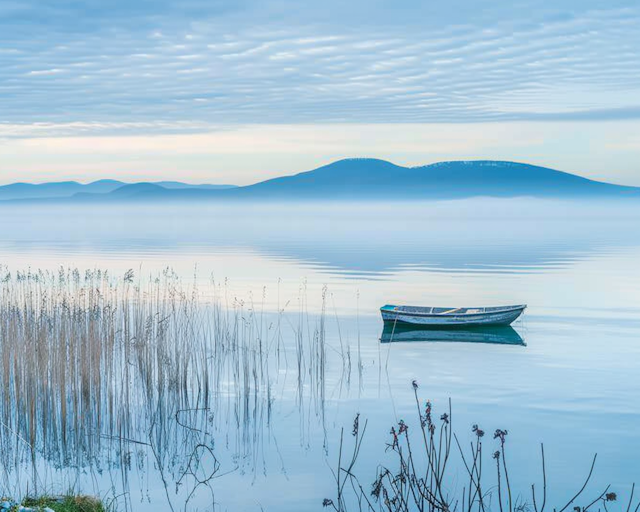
[{"xmin": 0, "ymin": 267, "xmax": 331, "ymax": 511}]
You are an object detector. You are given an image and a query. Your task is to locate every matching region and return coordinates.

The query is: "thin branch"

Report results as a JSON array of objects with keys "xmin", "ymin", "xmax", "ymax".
[{"xmin": 557, "ymin": 454, "xmax": 598, "ymax": 512}]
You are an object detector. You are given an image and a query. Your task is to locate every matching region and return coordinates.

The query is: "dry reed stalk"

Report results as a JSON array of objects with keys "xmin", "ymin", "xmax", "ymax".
[{"xmin": 0, "ymin": 266, "xmax": 331, "ymax": 508}]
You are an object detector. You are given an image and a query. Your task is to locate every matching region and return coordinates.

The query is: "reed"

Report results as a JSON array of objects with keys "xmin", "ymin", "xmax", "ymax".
[
  {"xmin": 0, "ymin": 266, "xmax": 331, "ymax": 510},
  {"xmin": 325, "ymin": 382, "xmax": 639, "ymax": 512}
]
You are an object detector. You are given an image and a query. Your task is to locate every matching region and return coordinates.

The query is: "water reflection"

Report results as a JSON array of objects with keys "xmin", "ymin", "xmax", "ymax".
[
  {"xmin": 0, "ymin": 200, "xmax": 639, "ymax": 510},
  {"xmin": 379, "ymin": 323, "xmax": 525, "ymax": 345},
  {"xmin": 2, "ymin": 200, "xmax": 640, "ymax": 278},
  {"xmin": 0, "ymin": 268, "xmax": 332, "ymax": 511}
]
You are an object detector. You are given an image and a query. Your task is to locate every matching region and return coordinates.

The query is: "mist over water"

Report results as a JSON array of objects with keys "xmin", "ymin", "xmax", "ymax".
[{"xmin": 0, "ymin": 198, "xmax": 639, "ymax": 510}]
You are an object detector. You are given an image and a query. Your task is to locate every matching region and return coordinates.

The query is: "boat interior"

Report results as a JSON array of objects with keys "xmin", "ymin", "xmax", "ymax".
[{"xmin": 381, "ymin": 304, "xmax": 525, "ymax": 315}]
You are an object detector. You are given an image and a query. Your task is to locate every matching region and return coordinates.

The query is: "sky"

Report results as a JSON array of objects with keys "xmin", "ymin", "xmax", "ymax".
[{"xmin": 0, "ymin": 0, "xmax": 639, "ymax": 185}]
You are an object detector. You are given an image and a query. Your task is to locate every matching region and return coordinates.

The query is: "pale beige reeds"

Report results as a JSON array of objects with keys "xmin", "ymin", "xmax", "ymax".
[{"xmin": 0, "ymin": 266, "xmax": 332, "ymax": 507}]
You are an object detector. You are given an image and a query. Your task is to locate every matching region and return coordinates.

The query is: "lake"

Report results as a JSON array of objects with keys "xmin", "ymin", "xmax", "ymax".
[{"xmin": 0, "ymin": 199, "xmax": 639, "ymax": 511}]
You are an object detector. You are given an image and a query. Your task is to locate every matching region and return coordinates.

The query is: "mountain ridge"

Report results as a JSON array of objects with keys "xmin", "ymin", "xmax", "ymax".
[
  {"xmin": 1, "ymin": 159, "xmax": 638, "ymax": 203},
  {"xmin": 208, "ymin": 158, "xmax": 639, "ymax": 199},
  {"xmin": 0, "ymin": 179, "xmax": 236, "ymax": 201}
]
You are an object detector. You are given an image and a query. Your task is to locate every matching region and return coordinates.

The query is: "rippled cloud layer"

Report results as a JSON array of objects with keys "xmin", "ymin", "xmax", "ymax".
[{"xmin": 1, "ymin": 0, "xmax": 639, "ymax": 136}]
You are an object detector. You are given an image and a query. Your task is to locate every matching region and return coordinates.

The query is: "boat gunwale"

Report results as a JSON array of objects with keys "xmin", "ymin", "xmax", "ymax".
[{"xmin": 380, "ymin": 304, "xmax": 526, "ymax": 318}]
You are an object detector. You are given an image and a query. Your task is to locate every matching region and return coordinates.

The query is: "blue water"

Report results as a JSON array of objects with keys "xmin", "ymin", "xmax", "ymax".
[{"xmin": 0, "ymin": 199, "xmax": 639, "ymax": 511}]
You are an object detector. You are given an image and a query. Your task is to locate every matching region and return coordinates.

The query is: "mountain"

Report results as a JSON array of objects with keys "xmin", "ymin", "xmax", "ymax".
[
  {"xmin": 1, "ymin": 159, "xmax": 638, "ymax": 203},
  {"xmin": 0, "ymin": 180, "xmax": 125, "ymax": 201},
  {"xmin": 100, "ymin": 159, "xmax": 639, "ymax": 201},
  {"xmin": 0, "ymin": 179, "xmax": 236, "ymax": 201},
  {"xmin": 96, "ymin": 183, "xmax": 166, "ymax": 198},
  {"xmin": 226, "ymin": 159, "xmax": 639, "ymax": 199}
]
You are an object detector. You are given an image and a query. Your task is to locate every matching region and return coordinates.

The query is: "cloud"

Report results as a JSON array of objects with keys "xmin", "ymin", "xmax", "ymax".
[
  {"xmin": 0, "ymin": 121, "xmax": 214, "ymax": 138},
  {"xmin": 0, "ymin": 2, "xmax": 638, "ymax": 135},
  {"xmin": 27, "ymin": 68, "xmax": 64, "ymax": 76}
]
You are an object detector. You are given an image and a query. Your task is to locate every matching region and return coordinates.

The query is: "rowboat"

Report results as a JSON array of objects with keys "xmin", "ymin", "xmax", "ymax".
[
  {"xmin": 380, "ymin": 304, "xmax": 526, "ymax": 327},
  {"xmin": 379, "ymin": 324, "xmax": 525, "ymax": 346}
]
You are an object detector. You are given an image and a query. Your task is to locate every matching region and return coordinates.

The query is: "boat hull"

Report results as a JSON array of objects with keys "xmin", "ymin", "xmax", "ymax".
[{"xmin": 380, "ymin": 305, "xmax": 525, "ymax": 328}]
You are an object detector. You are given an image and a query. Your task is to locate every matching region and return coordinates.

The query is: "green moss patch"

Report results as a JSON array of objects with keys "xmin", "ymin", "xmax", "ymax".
[{"xmin": 3, "ymin": 495, "xmax": 105, "ymax": 512}]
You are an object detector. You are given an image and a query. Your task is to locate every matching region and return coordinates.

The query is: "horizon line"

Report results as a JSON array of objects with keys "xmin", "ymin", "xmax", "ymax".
[{"xmin": 0, "ymin": 157, "xmax": 635, "ymax": 189}]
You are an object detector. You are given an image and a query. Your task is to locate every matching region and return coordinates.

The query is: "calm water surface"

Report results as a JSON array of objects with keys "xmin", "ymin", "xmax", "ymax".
[{"xmin": 0, "ymin": 199, "xmax": 639, "ymax": 511}]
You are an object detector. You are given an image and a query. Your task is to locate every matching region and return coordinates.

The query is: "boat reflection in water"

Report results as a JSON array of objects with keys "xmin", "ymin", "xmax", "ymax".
[{"xmin": 380, "ymin": 323, "xmax": 525, "ymax": 346}]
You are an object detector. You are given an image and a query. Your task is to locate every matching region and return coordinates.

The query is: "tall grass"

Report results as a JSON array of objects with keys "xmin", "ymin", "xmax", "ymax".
[
  {"xmin": 0, "ymin": 266, "xmax": 332, "ymax": 510},
  {"xmin": 325, "ymin": 382, "xmax": 640, "ymax": 512}
]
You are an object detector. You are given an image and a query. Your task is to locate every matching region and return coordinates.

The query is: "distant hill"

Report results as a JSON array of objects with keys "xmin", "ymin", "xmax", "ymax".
[
  {"xmin": 97, "ymin": 183, "xmax": 166, "ymax": 198},
  {"xmin": 0, "ymin": 179, "xmax": 236, "ymax": 201},
  {"xmin": 103, "ymin": 159, "xmax": 640, "ymax": 201},
  {"xmin": 226, "ymin": 159, "xmax": 639, "ymax": 199},
  {"xmin": 0, "ymin": 180, "xmax": 125, "ymax": 201},
  {"xmin": 1, "ymin": 159, "xmax": 637, "ymax": 203}
]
